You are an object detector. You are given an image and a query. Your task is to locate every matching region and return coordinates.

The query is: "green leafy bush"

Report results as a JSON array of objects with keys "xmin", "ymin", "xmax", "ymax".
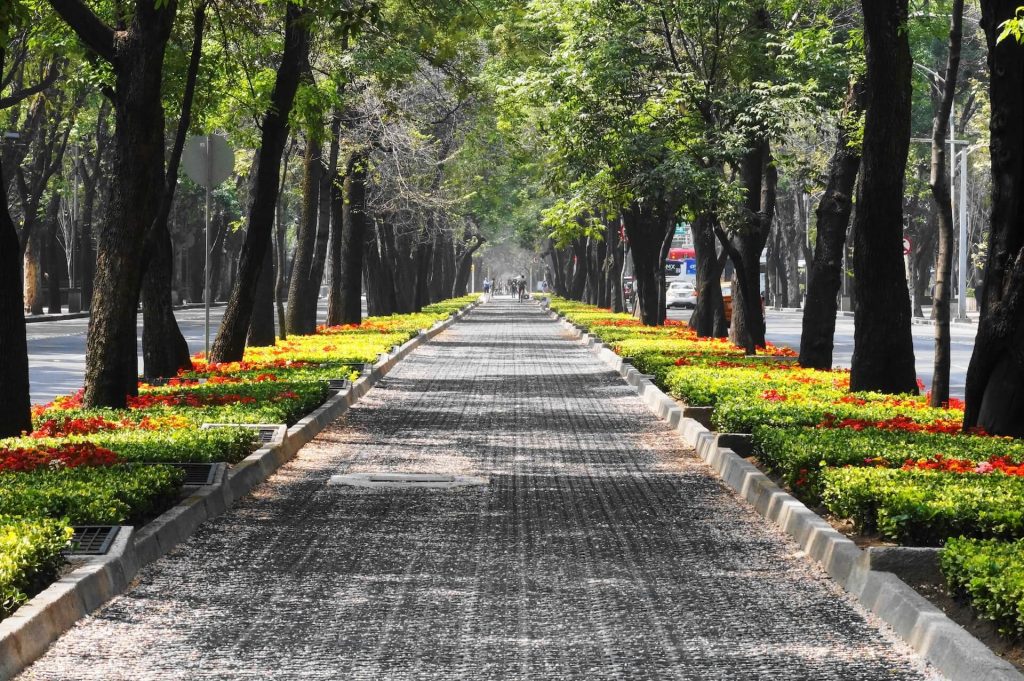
[
  {"xmin": 753, "ymin": 426, "xmax": 1024, "ymax": 503},
  {"xmin": 0, "ymin": 516, "xmax": 72, "ymax": 619},
  {"xmin": 0, "ymin": 465, "xmax": 185, "ymax": 525},
  {"xmin": 821, "ymin": 467, "xmax": 1024, "ymax": 545},
  {"xmin": 941, "ymin": 537, "xmax": 1024, "ymax": 636}
]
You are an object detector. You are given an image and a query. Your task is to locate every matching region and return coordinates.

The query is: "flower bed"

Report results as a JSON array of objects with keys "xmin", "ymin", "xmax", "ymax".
[
  {"xmin": 546, "ymin": 296, "xmax": 1023, "ymax": 637},
  {"xmin": 0, "ymin": 294, "xmax": 477, "ymax": 623}
]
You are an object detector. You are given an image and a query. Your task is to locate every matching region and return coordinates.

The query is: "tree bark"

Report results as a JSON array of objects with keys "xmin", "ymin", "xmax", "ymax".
[
  {"xmin": 209, "ymin": 2, "xmax": 310, "ymax": 363},
  {"xmin": 330, "ymin": 150, "xmax": 366, "ymax": 324},
  {"xmin": 800, "ymin": 77, "xmax": 866, "ymax": 369},
  {"xmin": 140, "ymin": 1, "xmax": 205, "ymax": 378},
  {"xmin": 0, "ymin": 90, "xmax": 32, "ymax": 435},
  {"xmin": 928, "ymin": 0, "xmax": 965, "ymax": 406},
  {"xmin": 720, "ymin": 140, "xmax": 776, "ymax": 352},
  {"xmin": 850, "ymin": 0, "xmax": 918, "ymax": 394},
  {"xmin": 963, "ymin": 0, "xmax": 1024, "ymax": 435},
  {"xmin": 248, "ymin": 244, "xmax": 276, "ymax": 346},
  {"xmin": 46, "ymin": 0, "xmax": 179, "ymax": 407},
  {"xmin": 623, "ymin": 197, "xmax": 678, "ymax": 325},
  {"xmin": 285, "ymin": 137, "xmax": 322, "ymax": 335},
  {"xmin": 689, "ymin": 213, "xmax": 728, "ymax": 337}
]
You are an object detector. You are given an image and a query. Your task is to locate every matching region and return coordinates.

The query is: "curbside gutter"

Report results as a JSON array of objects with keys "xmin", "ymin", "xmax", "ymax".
[
  {"xmin": 0, "ymin": 299, "xmax": 480, "ymax": 681},
  {"xmin": 545, "ymin": 302, "xmax": 1021, "ymax": 681}
]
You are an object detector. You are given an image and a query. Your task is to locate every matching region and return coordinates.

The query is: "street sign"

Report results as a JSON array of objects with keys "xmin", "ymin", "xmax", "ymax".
[
  {"xmin": 684, "ymin": 259, "xmax": 697, "ymax": 276},
  {"xmin": 182, "ymin": 134, "xmax": 234, "ymax": 188},
  {"xmin": 903, "ymin": 237, "xmax": 912, "ymax": 255},
  {"xmin": 182, "ymin": 134, "xmax": 234, "ymax": 357}
]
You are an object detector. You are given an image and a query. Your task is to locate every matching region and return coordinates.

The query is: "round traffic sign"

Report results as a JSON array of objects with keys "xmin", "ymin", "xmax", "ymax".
[
  {"xmin": 902, "ymin": 237, "xmax": 912, "ymax": 255},
  {"xmin": 182, "ymin": 134, "xmax": 234, "ymax": 188}
]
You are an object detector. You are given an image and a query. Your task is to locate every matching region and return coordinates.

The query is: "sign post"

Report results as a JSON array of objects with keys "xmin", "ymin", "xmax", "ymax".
[{"xmin": 182, "ymin": 134, "xmax": 234, "ymax": 357}]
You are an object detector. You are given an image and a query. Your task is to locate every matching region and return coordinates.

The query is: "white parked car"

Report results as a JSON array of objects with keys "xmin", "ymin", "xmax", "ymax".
[{"xmin": 666, "ymin": 280, "xmax": 697, "ymax": 309}]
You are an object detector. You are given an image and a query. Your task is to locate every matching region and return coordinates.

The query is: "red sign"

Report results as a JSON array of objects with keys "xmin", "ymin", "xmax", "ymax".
[{"xmin": 902, "ymin": 237, "xmax": 912, "ymax": 255}]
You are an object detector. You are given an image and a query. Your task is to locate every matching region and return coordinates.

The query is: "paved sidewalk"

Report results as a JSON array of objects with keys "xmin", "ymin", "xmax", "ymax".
[{"xmin": 19, "ymin": 299, "xmax": 939, "ymax": 680}]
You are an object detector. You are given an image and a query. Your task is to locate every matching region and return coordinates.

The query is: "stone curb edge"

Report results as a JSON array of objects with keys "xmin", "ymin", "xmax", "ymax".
[
  {"xmin": 0, "ymin": 298, "xmax": 480, "ymax": 681},
  {"xmin": 544, "ymin": 303, "xmax": 1021, "ymax": 681}
]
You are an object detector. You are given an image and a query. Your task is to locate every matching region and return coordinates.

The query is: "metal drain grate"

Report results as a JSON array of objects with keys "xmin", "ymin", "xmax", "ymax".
[
  {"xmin": 200, "ymin": 423, "xmax": 285, "ymax": 446},
  {"xmin": 327, "ymin": 378, "xmax": 351, "ymax": 392},
  {"xmin": 329, "ymin": 472, "xmax": 489, "ymax": 489},
  {"xmin": 66, "ymin": 526, "xmax": 120, "ymax": 556},
  {"xmin": 172, "ymin": 462, "xmax": 219, "ymax": 485}
]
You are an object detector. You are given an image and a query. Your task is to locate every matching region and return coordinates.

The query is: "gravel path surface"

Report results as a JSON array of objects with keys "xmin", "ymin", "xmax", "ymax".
[{"xmin": 18, "ymin": 298, "xmax": 941, "ymax": 680}]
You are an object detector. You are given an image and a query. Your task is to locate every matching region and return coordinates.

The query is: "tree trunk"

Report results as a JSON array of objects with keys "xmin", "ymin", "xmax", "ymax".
[
  {"xmin": 141, "ymin": 1, "xmax": 205, "ymax": 378},
  {"xmin": 453, "ymin": 234, "xmax": 483, "ymax": 297},
  {"xmin": 689, "ymin": 213, "xmax": 728, "ymax": 337},
  {"xmin": 248, "ymin": 244, "xmax": 276, "ymax": 346},
  {"xmin": 285, "ymin": 138, "xmax": 322, "ymax": 335},
  {"xmin": 721, "ymin": 140, "xmax": 776, "ymax": 352},
  {"xmin": 24, "ymin": 232, "xmax": 44, "ymax": 315},
  {"xmin": 800, "ymin": 77, "xmax": 866, "ymax": 369},
  {"xmin": 0, "ymin": 136, "xmax": 32, "ymax": 437},
  {"xmin": 606, "ymin": 218, "xmax": 624, "ymax": 312},
  {"xmin": 45, "ymin": 197, "xmax": 62, "ymax": 314},
  {"xmin": 850, "ymin": 0, "xmax": 918, "ymax": 394},
  {"xmin": 928, "ymin": 0, "xmax": 965, "ymax": 406},
  {"xmin": 623, "ymin": 197, "xmax": 678, "ymax": 326},
  {"xmin": 209, "ymin": 2, "xmax": 310, "ymax": 363},
  {"xmin": 274, "ymin": 186, "xmax": 289, "ymax": 341},
  {"xmin": 963, "ymin": 0, "xmax": 1024, "ymax": 435},
  {"xmin": 330, "ymin": 151, "xmax": 366, "ymax": 325},
  {"xmin": 44, "ymin": 0, "xmax": 180, "ymax": 407}
]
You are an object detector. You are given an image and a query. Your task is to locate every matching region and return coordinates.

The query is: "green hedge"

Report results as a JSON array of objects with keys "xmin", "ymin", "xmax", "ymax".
[
  {"xmin": 0, "ymin": 516, "xmax": 72, "ymax": 619},
  {"xmin": 821, "ymin": 467, "xmax": 1024, "ymax": 545},
  {"xmin": 941, "ymin": 537, "xmax": 1024, "ymax": 636},
  {"xmin": 0, "ymin": 465, "xmax": 185, "ymax": 525},
  {"xmin": 3, "ymin": 427, "xmax": 258, "ymax": 465},
  {"xmin": 753, "ymin": 426, "xmax": 1024, "ymax": 503}
]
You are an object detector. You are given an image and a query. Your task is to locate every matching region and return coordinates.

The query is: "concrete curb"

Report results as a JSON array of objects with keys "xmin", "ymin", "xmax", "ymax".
[
  {"xmin": 0, "ymin": 299, "xmax": 480, "ymax": 681},
  {"xmin": 549, "ymin": 306, "xmax": 1021, "ymax": 681}
]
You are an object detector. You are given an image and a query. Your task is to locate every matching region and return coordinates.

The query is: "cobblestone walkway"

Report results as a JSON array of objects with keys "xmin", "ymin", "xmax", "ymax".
[{"xmin": 19, "ymin": 299, "xmax": 940, "ymax": 680}]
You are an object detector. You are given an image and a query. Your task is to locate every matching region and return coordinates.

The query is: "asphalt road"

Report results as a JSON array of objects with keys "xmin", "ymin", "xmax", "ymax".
[
  {"xmin": 25, "ymin": 300, "xmax": 346, "ymax": 405},
  {"xmin": 26, "ymin": 301, "xmax": 975, "ymax": 405},
  {"xmin": 666, "ymin": 307, "xmax": 977, "ymax": 398}
]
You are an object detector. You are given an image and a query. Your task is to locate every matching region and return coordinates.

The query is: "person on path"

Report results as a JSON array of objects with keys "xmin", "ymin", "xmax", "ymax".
[{"xmin": 482, "ymin": 277, "xmax": 492, "ymax": 301}]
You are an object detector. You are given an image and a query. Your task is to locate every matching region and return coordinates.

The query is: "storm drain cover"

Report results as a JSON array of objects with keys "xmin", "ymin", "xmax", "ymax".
[
  {"xmin": 327, "ymin": 378, "xmax": 351, "ymax": 392},
  {"xmin": 66, "ymin": 526, "xmax": 120, "ymax": 556},
  {"xmin": 166, "ymin": 462, "xmax": 219, "ymax": 485},
  {"xmin": 328, "ymin": 473, "xmax": 489, "ymax": 489}
]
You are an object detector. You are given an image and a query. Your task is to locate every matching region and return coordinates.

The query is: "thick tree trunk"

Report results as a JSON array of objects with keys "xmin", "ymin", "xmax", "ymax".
[
  {"xmin": 800, "ymin": 78, "xmax": 866, "ymax": 369},
  {"xmin": 248, "ymin": 244, "xmax": 276, "ymax": 346},
  {"xmin": 928, "ymin": 0, "xmax": 965, "ymax": 406},
  {"xmin": 44, "ymin": 0, "xmax": 180, "ymax": 407},
  {"xmin": 568, "ymin": 237, "xmax": 588, "ymax": 300},
  {"xmin": 453, "ymin": 234, "xmax": 483, "ymax": 297},
  {"xmin": 850, "ymin": 0, "xmax": 918, "ymax": 393},
  {"xmin": 623, "ymin": 197, "xmax": 678, "ymax": 326},
  {"xmin": 689, "ymin": 213, "xmax": 728, "ymax": 337},
  {"xmin": 141, "ymin": 2, "xmax": 205, "ymax": 378},
  {"xmin": 721, "ymin": 140, "xmax": 776, "ymax": 352},
  {"xmin": 0, "ymin": 146, "xmax": 32, "ymax": 437},
  {"xmin": 285, "ymin": 138, "xmax": 322, "ymax": 335},
  {"xmin": 963, "ymin": 0, "xmax": 1024, "ymax": 435},
  {"xmin": 209, "ymin": 2, "xmax": 310, "ymax": 363},
  {"xmin": 330, "ymin": 151, "xmax": 366, "ymax": 324}
]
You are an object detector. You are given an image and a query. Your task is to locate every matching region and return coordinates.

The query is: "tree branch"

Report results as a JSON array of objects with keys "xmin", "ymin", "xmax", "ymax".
[
  {"xmin": 0, "ymin": 59, "xmax": 62, "ymax": 110},
  {"xmin": 46, "ymin": 0, "xmax": 115, "ymax": 63}
]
